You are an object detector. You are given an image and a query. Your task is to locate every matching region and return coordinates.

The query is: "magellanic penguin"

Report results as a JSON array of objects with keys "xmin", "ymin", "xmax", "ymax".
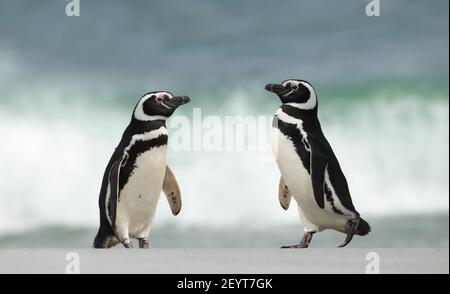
[
  {"xmin": 93, "ymin": 91, "xmax": 190, "ymax": 248},
  {"xmin": 265, "ymin": 79, "xmax": 371, "ymax": 248}
]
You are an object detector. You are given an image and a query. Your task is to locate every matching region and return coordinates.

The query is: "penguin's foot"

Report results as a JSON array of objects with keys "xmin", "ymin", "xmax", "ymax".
[
  {"xmin": 338, "ymin": 218, "xmax": 360, "ymax": 248},
  {"xmin": 122, "ymin": 239, "xmax": 133, "ymax": 248},
  {"xmin": 138, "ymin": 238, "xmax": 149, "ymax": 249},
  {"xmin": 281, "ymin": 244, "xmax": 308, "ymax": 249},
  {"xmin": 281, "ymin": 232, "xmax": 314, "ymax": 249}
]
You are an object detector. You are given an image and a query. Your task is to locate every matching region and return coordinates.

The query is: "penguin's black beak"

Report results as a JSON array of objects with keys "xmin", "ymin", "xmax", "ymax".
[
  {"xmin": 167, "ymin": 96, "xmax": 191, "ymax": 108},
  {"xmin": 265, "ymin": 83, "xmax": 287, "ymax": 95}
]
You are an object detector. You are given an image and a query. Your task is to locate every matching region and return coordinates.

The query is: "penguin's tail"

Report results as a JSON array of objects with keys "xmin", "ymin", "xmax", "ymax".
[
  {"xmin": 93, "ymin": 234, "xmax": 104, "ymax": 248},
  {"xmin": 93, "ymin": 226, "xmax": 120, "ymax": 248},
  {"xmin": 93, "ymin": 230, "xmax": 109, "ymax": 248},
  {"xmin": 356, "ymin": 218, "xmax": 371, "ymax": 236}
]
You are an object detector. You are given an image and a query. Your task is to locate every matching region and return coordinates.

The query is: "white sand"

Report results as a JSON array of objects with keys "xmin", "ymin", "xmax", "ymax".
[{"xmin": 0, "ymin": 248, "xmax": 447, "ymax": 274}]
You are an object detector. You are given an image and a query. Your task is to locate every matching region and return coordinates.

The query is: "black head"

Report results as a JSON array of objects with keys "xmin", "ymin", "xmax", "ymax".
[
  {"xmin": 133, "ymin": 91, "xmax": 191, "ymax": 121},
  {"xmin": 265, "ymin": 79, "xmax": 317, "ymax": 110}
]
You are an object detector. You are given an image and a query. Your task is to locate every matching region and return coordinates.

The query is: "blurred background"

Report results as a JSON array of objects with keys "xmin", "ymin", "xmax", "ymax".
[{"xmin": 0, "ymin": 0, "xmax": 448, "ymax": 248}]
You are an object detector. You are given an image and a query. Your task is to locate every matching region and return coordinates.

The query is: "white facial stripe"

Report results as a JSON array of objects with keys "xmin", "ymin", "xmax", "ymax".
[
  {"xmin": 156, "ymin": 92, "xmax": 173, "ymax": 99},
  {"xmin": 283, "ymin": 89, "xmax": 294, "ymax": 97},
  {"xmin": 160, "ymin": 102, "xmax": 171, "ymax": 109},
  {"xmin": 282, "ymin": 80, "xmax": 300, "ymax": 87},
  {"xmin": 282, "ymin": 81, "xmax": 317, "ymax": 110},
  {"xmin": 133, "ymin": 91, "xmax": 174, "ymax": 121},
  {"xmin": 281, "ymin": 80, "xmax": 300, "ymax": 97},
  {"xmin": 158, "ymin": 91, "xmax": 174, "ymax": 110}
]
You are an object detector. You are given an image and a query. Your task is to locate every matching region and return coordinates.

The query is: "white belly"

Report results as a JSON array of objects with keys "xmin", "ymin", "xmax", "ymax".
[
  {"xmin": 115, "ymin": 146, "xmax": 167, "ymax": 239},
  {"xmin": 272, "ymin": 128, "xmax": 348, "ymax": 232}
]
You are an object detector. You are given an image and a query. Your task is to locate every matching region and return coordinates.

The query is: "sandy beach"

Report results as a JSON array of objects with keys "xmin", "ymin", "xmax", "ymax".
[{"xmin": 0, "ymin": 248, "xmax": 447, "ymax": 274}]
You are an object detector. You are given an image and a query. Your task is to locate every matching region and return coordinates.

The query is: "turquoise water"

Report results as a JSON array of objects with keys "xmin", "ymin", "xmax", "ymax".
[
  {"xmin": 0, "ymin": 1, "xmax": 448, "ymax": 247},
  {"xmin": 0, "ymin": 214, "xmax": 447, "ymax": 248}
]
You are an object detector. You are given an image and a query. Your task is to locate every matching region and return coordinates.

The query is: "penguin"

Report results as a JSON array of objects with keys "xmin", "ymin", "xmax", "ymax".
[
  {"xmin": 265, "ymin": 79, "xmax": 371, "ymax": 248},
  {"xmin": 93, "ymin": 91, "xmax": 190, "ymax": 248}
]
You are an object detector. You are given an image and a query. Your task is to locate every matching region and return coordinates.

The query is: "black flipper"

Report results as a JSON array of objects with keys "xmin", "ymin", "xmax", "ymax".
[
  {"xmin": 308, "ymin": 134, "xmax": 331, "ymax": 209},
  {"xmin": 107, "ymin": 159, "xmax": 122, "ymax": 228},
  {"xmin": 310, "ymin": 149, "xmax": 327, "ymax": 209}
]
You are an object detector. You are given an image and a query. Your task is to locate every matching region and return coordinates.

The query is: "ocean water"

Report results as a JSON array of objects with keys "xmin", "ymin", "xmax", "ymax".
[
  {"xmin": 0, "ymin": 0, "xmax": 448, "ymax": 248},
  {"xmin": 0, "ymin": 214, "xmax": 448, "ymax": 248}
]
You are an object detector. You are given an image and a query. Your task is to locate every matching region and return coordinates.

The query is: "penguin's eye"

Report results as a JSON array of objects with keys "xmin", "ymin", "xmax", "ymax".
[
  {"xmin": 292, "ymin": 84, "xmax": 298, "ymax": 90},
  {"xmin": 155, "ymin": 96, "xmax": 164, "ymax": 103}
]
